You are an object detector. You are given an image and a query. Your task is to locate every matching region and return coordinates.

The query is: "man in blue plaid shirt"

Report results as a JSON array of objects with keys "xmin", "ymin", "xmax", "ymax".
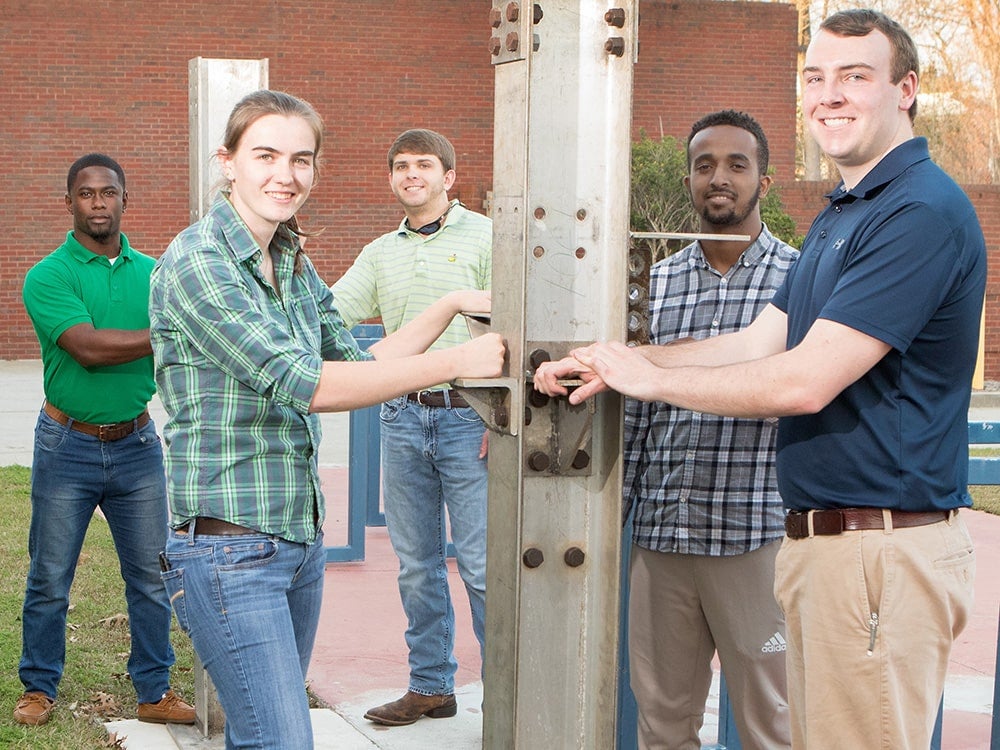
[{"xmin": 624, "ymin": 111, "xmax": 797, "ymax": 749}]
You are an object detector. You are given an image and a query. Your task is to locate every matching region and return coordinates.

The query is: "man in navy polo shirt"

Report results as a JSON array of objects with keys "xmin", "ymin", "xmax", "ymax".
[{"xmin": 533, "ymin": 10, "xmax": 984, "ymax": 748}]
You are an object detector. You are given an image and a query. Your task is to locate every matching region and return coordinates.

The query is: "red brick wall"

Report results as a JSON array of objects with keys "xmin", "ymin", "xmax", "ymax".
[{"xmin": 9, "ymin": 2, "xmax": 881, "ymax": 361}]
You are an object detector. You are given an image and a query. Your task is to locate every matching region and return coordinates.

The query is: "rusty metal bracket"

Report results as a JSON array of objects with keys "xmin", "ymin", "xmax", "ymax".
[{"xmin": 453, "ymin": 377, "xmax": 519, "ymax": 437}]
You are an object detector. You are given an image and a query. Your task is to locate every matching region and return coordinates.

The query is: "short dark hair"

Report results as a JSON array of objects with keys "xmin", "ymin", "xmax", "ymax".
[
  {"xmin": 819, "ymin": 9, "xmax": 919, "ymax": 121},
  {"xmin": 387, "ymin": 129, "xmax": 456, "ymax": 173},
  {"xmin": 687, "ymin": 110, "xmax": 769, "ymax": 175},
  {"xmin": 67, "ymin": 153, "xmax": 126, "ymax": 194}
]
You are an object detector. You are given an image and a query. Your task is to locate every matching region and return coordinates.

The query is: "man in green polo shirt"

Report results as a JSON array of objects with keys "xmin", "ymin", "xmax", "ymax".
[
  {"xmin": 16, "ymin": 153, "xmax": 194, "ymax": 727},
  {"xmin": 332, "ymin": 129, "xmax": 492, "ymax": 725}
]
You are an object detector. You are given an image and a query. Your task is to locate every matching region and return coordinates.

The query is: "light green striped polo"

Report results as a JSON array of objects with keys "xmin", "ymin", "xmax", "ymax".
[{"xmin": 331, "ymin": 200, "xmax": 492, "ymax": 359}]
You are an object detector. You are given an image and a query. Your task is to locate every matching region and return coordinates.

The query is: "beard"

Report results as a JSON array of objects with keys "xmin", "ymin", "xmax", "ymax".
[
  {"xmin": 700, "ymin": 187, "xmax": 761, "ymax": 228},
  {"xmin": 75, "ymin": 217, "xmax": 120, "ymax": 244}
]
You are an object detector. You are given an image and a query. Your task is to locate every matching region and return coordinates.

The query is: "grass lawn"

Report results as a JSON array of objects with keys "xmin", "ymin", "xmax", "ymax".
[{"xmin": 0, "ymin": 465, "xmax": 194, "ymax": 749}]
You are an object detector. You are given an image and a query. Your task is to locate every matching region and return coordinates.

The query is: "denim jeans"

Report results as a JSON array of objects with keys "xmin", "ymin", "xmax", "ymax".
[
  {"xmin": 19, "ymin": 408, "xmax": 174, "ymax": 703},
  {"xmin": 379, "ymin": 395, "xmax": 488, "ymax": 695},
  {"xmin": 161, "ymin": 525, "xmax": 326, "ymax": 750}
]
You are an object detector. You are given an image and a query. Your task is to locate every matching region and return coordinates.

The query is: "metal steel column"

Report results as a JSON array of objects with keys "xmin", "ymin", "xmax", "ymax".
[
  {"xmin": 186, "ymin": 57, "xmax": 268, "ymax": 739},
  {"xmin": 480, "ymin": 3, "xmax": 637, "ymax": 747}
]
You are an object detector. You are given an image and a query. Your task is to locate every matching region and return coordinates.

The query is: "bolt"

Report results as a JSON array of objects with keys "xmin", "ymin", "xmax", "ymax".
[
  {"xmin": 495, "ymin": 405, "xmax": 509, "ymax": 428},
  {"xmin": 522, "ymin": 547, "xmax": 544, "ymax": 568},
  {"xmin": 528, "ymin": 451, "xmax": 550, "ymax": 472},
  {"xmin": 524, "ymin": 407, "xmax": 532, "ymax": 426},
  {"xmin": 575, "ymin": 247, "xmax": 586, "ymax": 259},
  {"xmin": 605, "ymin": 8, "xmax": 626, "ymax": 27},
  {"xmin": 489, "ymin": 7, "xmax": 502, "ymax": 27},
  {"xmin": 532, "ymin": 245, "xmax": 545, "ymax": 258},
  {"xmin": 506, "ymin": 32, "xmax": 519, "ymax": 52},
  {"xmin": 571, "ymin": 450, "xmax": 590, "ymax": 470},
  {"xmin": 489, "ymin": 36, "xmax": 502, "ymax": 56},
  {"xmin": 605, "ymin": 37, "xmax": 625, "ymax": 57},
  {"xmin": 576, "ymin": 208, "xmax": 587, "ymax": 221},
  {"xmin": 528, "ymin": 348, "xmax": 550, "ymax": 371},
  {"xmin": 528, "ymin": 389, "xmax": 549, "ymax": 408},
  {"xmin": 564, "ymin": 547, "xmax": 586, "ymax": 567},
  {"xmin": 505, "ymin": 1, "xmax": 520, "ymax": 22},
  {"xmin": 534, "ymin": 206, "xmax": 546, "ymax": 219},
  {"xmin": 533, "ymin": 3, "xmax": 543, "ymax": 23}
]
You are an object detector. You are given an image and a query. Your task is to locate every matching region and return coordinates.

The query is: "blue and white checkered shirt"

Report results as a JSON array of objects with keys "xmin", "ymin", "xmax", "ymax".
[{"xmin": 623, "ymin": 224, "xmax": 798, "ymax": 555}]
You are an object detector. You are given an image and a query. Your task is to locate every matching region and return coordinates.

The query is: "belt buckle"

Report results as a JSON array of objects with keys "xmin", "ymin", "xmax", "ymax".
[
  {"xmin": 813, "ymin": 510, "xmax": 845, "ymax": 535},
  {"xmin": 416, "ymin": 390, "xmax": 429, "ymax": 406},
  {"xmin": 97, "ymin": 422, "xmax": 126, "ymax": 441}
]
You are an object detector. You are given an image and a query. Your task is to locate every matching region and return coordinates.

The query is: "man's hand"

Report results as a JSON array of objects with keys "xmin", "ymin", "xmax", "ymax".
[
  {"xmin": 534, "ymin": 342, "xmax": 667, "ymax": 405},
  {"xmin": 571, "ymin": 341, "xmax": 665, "ymax": 403},
  {"xmin": 532, "ymin": 351, "xmax": 608, "ymax": 404}
]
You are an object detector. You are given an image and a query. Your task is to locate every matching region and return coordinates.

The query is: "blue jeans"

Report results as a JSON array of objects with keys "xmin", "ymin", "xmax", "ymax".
[
  {"xmin": 161, "ymin": 524, "xmax": 326, "ymax": 750},
  {"xmin": 379, "ymin": 396, "xmax": 488, "ymax": 695},
  {"xmin": 19, "ymin": 408, "xmax": 174, "ymax": 703}
]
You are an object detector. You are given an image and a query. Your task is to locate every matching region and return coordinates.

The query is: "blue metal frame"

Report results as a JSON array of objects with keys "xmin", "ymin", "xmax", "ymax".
[
  {"xmin": 325, "ymin": 325, "xmax": 385, "ymax": 563},
  {"xmin": 325, "ymin": 323, "xmax": 455, "ymax": 562}
]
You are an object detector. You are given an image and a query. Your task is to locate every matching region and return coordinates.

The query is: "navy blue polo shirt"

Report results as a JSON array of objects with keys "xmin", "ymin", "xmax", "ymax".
[{"xmin": 771, "ymin": 138, "xmax": 986, "ymax": 512}]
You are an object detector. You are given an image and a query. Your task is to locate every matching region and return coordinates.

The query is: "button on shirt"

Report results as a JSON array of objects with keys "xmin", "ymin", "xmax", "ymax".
[
  {"xmin": 624, "ymin": 226, "xmax": 798, "ymax": 555},
  {"xmin": 150, "ymin": 196, "xmax": 370, "ymax": 543}
]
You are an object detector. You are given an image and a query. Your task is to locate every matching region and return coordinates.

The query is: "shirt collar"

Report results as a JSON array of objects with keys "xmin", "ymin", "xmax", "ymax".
[
  {"xmin": 211, "ymin": 194, "xmax": 300, "ymax": 264},
  {"xmin": 827, "ymin": 137, "xmax": 931, "ymax": 202},
  {"xmin": 64, "ymin": 230, "xmax": 133, "ymax": 263},
  {"xmin": 396, "ymin": 198, "xmax": 465, "ymax": 237},
  {"xmin": 689, "ymin": 222, "xmax": 776, "ymax": 271}
]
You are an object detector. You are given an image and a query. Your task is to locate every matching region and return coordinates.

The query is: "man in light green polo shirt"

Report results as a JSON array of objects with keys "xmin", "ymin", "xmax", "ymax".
[{"xmin": 332, "ymin": 129, "xmax": 492, "ymax": 726}]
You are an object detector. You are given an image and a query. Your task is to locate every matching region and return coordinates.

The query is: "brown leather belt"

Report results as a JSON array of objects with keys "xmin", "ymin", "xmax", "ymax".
[
  {"xmin": 175, "ymin": 517, "xmax": 258, "ymax": 536},
  {"xmin": 44, "ymin": 402, "xmax": 150, "ymax": 442},
  {"xmin": 406, "ymin": 389, "xmax": 469, "ymax": 408},
  {"xmin": 785, "ymin": 508, "xmax": 952, "ymax": 539}
]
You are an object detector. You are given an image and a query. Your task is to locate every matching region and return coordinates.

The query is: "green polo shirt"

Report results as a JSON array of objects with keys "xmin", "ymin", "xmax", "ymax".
[
  {"xmin": 22, "ymin": 231, "xmax": 155, "ymax": 423},
  {"xmin": 331, "ymin": 200, "xmax": 492, "ymax": 355}
]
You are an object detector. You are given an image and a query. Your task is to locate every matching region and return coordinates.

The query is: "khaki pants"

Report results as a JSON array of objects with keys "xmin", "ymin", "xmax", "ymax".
[
  {"xmin": 629, "ymin": 541, "xmax": 790, "ymax": 750},
  {"xmin": 774, "ymin": 512, "xmax": 975, "ymax": 750}
]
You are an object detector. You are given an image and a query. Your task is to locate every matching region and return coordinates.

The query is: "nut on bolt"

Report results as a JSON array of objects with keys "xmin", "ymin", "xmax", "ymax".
[
  {"xmin": 564, "ymin": 547, "xmax": 586, "ymax": 567},
  {"xmin": 605, "ymin": 37, "xmax": 625, "ymax": 57},
  {"xmin": 528, "ymin": 451, "xmax": 551, "ymax": 472},
  {"xmin": 528, "ymin": 348, "xmax": 550, "ymax": 371},
  {"xmin": 522, "ymin": 547, "xmax": 544, "ymax": 568},
  {"xmin": 505, "ymin": 1, "xmax": 520, "ymax": 22},
  {"xmin": 605, "ymin": 8, "xmax": 626, "ymax": 27}
]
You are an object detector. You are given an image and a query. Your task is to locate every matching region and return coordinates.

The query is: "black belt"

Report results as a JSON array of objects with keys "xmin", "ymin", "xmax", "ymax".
[
  {"xmin": 175, "ymin": 518, "xmax": 258, "ymax": 536},
  {"xmin": 406, "ymin": 389, "xmax": 469, "ymax": 408},
  {"xmin": 44, "ymin": 402, "xmax": 150, "ymax": 442},
  {"xmin": 785, "ymin": 508, "xmax": 952, "ymax": 539}
]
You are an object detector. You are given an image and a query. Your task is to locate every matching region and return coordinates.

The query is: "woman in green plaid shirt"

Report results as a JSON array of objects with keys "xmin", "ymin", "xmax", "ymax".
[{"xmin": 149, "ymin": 89, "xmax": 503, "ymax": 750}]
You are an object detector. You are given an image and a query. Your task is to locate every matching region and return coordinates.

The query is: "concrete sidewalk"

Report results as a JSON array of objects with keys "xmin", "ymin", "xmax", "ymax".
[{"xmin": 2, "ymin": 360, "xmax": 997, "ymax": 748}]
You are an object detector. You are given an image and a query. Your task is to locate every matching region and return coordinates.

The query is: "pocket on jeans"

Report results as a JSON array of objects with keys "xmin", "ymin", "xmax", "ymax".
[
  {"xmin": 452, "ymin": 405, "xmax": 484, "ymax": 425},
  {"xmin": 380, "ymin": 399, "xmax": 403, "ymax": 424},
  {"xmin": 35, "ymin": 417, "xmax": 69, "ymax": 452},
  {"xmin": 218, "ymin": 538, "xmax": 279, "ymax": 569},
  {"xmin": 160, "ymin": 568, "xmax": 190, "ymax": 633}
]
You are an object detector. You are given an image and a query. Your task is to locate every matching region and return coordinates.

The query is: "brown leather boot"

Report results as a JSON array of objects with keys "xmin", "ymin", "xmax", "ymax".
[{"xmin": 364, "ymin": 690, "xmax": 458, "ymax": 726}]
